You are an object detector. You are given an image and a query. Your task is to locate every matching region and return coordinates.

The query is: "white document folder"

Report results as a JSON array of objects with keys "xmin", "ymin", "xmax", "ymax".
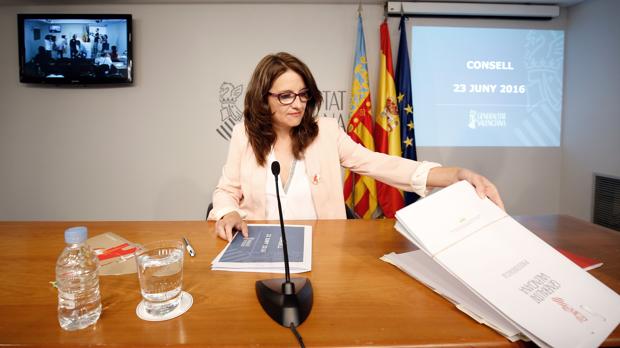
[
  {"xmin": 394, "ymin": 180, "xmax": 620, "ymax": 348},
  {"xmin": 381, "ymin": 250, "xmax": 522, "ymax": 340}
]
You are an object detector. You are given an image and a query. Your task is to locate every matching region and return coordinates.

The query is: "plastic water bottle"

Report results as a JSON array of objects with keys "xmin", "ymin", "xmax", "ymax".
[{"xmin": 56, "ymin": 226, "xmax": 102, "ymax": 330}]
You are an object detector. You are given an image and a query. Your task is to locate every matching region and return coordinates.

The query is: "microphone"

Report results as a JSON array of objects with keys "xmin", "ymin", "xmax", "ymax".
[
  {"xmin": 255, "ymin": 160, "xmax": 313, "ymax": 328},
  {"xmin": 270, "ymin": 161, "xmax": 291, "ymax": 283}
]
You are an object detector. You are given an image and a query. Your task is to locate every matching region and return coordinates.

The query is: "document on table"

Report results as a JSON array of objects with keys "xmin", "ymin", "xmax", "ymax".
[
  {"xmin": 211, "ymin": 224, "xmax": 312, "ymax": 273},
  {"xmin": 388, "ymin": 180, "xmax": 620, "ymax": 348},
  {"xmin": 87, "ymin": 232, "xmax": 141, "ymax": 275},
  {"xmin": 381, "ymin": 250, "xmax": 523, "ymax": 341}
]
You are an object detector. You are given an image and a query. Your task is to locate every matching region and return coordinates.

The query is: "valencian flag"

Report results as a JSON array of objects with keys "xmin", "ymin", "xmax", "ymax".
[
  {"xmin": 396, "ymin": 15, "xmax": 420, "ymax": 206},
  {"xmin": 343, "ymin": 13, "xmax": 378, "ymax": 219},
  {"xmin": 374, "ymin": 20, "xmax": 404, "ymax": 218}
]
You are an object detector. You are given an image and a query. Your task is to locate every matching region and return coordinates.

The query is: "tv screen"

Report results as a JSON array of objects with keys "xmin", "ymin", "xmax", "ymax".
[{"xmin": 18, "ymin": 14, "xmax": 133, "ymax": 85}]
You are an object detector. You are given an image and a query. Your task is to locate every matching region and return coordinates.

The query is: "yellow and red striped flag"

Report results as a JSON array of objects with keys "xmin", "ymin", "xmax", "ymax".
[
  {"xmin": 343, "ymin": 13, "xmax": 378, "ymax": 219},
  {"xmin": 374, "ymin": 20, "xmax": 404, "ymax": 218}
]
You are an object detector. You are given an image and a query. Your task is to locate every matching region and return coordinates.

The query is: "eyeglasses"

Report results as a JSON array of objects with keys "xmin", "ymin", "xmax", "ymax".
[{"xmin": 268, "ymin": 90, "xmax": 311, "ymax": 105}]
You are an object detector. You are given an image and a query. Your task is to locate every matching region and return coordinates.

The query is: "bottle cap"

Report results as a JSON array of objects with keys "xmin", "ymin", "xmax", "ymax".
[{"xmin": 64, "ymin": 226, "xmax": 88, "ymax": 244}]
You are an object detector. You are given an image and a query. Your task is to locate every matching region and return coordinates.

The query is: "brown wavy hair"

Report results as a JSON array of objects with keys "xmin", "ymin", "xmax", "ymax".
[{"xmin": 244, "ymin": 52, "xmax": 322, "ymax": 166}]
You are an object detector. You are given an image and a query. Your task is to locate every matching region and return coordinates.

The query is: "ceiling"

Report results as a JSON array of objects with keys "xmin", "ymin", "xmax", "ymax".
[
  {"xmin": 399, "ymin": 0, "xmax": 584, "ymax": 6},
  {"xmin": 0, "ymin": 0, "xmax": 586, "ymax": 6}
]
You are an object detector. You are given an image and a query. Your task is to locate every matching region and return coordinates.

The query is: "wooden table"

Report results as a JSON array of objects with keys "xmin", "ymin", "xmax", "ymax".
[{"xmin": 0, "ymin": 215, "xmax": 618, "ymax": 347}]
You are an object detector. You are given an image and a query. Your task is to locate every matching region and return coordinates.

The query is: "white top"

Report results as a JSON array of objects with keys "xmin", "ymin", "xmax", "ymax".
[{"xmin": 265, "ymin": 151, "xmax": 318, "ymax": 220}]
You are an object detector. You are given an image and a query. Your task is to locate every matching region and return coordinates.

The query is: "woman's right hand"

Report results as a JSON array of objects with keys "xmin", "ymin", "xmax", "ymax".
[{"xmin": 215, "ymin": 211, "xmax": 248, "ymax": 242}]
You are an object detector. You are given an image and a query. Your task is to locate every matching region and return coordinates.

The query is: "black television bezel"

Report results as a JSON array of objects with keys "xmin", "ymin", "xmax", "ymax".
[{"xmin": 17, "ymin": 13, "xmax": 133, "ymax": 85}]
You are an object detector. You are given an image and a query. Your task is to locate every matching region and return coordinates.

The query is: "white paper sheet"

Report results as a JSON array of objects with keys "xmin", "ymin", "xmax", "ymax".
[{"xmin": 381, "ymin": 250, "xmax": 521, "ymax": 339}]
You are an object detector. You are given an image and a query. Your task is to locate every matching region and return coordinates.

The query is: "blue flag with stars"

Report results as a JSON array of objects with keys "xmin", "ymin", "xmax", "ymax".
[{"xmin": 395, "ymin": 15, "xmax": 419, "ymax": 205}]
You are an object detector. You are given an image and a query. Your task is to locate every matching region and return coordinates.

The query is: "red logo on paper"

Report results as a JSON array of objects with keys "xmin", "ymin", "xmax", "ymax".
[
  {"xmin": 552, "ymin": 297, "xmax": 588, "ymax": 323},
  {"xmin": 96, "ymin": 243, "xmax": 137, "ymax": 261}
]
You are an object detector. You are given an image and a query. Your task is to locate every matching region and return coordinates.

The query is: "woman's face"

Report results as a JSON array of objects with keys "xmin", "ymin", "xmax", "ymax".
[{"xmin": 268, "ymin": 69, "xmax": 308, "ymax": 133}]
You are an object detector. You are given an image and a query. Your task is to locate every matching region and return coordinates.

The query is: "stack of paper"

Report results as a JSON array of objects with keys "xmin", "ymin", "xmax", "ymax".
[
  {"xmin": 382, "ymin": 250, "xmax": 525, "ymax": 342},
  {"xmin": 388, "ymin": 180, "xmax": 620, "ymax": 348},
  {"xmin": 211, "ymin": 224, "xmax": 312, "ymax": 273}
]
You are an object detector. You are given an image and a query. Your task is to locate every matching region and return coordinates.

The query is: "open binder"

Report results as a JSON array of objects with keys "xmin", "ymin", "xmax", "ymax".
[{"xmin": 391, "ymin": 180, "xmax": 620, "ymax": 348}]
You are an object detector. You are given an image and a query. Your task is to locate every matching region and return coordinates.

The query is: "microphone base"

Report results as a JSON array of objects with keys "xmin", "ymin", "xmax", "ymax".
[{"xmin": 255, "ymin": 278, "xmax": 313, "ymax": 328}]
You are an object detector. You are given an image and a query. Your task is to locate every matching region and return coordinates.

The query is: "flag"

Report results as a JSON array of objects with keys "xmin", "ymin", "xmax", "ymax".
[
  {"xmin": 395, "ymin": 15, "xmax": 420, "ymax": 206},
  {"xmin": 374, "ymin": 20, "xmax": 404, "ymax": 218},
  {"xmin": 343, "ymin": 14, "xmax": 378, "ymax": 219}
]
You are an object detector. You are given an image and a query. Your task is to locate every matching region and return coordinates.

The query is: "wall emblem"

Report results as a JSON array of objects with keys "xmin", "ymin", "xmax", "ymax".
[{"xmin": 217, "ymin": 82, "xmax": 244, "ymax": 140}]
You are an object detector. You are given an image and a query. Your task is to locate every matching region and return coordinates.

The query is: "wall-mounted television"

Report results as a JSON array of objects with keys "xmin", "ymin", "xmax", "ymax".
[{"xmin": 18, "ymin": 14, "xmax": 133, "ymax": 85}]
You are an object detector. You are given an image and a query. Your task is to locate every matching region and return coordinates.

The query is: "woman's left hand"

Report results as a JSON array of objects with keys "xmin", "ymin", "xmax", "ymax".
[{"xmin": 457, "ymin": 168, "xmax": 505, "ymax": 210}]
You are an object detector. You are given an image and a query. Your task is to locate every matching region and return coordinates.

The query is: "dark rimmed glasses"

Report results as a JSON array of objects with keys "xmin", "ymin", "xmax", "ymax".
[{"xmin": 268, "ymin": 90, "xmax": 312, "ymax": 105}]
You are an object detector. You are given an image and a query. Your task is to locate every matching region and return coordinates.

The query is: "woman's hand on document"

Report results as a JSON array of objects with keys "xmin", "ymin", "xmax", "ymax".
[
  {"xmin": 428, "ymin": 167, "xmax": 505, "ymax": 211},
  {"xmin": 457, "ymin": 168, "xmax": 505, "ymax": 211},
  {"xmin": 215, "ymin": 211, "xmax": 249, "ymax": 242}
]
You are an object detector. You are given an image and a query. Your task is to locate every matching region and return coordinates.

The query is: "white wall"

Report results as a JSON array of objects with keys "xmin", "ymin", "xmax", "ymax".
[
  {"xmin": 0, "ymin": 3, "xmax": 383, "ymax": 220},
  {"xmin": 0, "ymin": 2, "xmax": 610, "ymax": 221},
  {"xmin": 561, "ymin": 0, "xmax": 620, "ymax": 221}
]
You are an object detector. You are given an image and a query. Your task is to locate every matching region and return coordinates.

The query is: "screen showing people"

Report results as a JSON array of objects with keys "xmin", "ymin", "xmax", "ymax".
[{"xmin": 21, "ymin": 17, "xmax": 130, "ymax": 82}]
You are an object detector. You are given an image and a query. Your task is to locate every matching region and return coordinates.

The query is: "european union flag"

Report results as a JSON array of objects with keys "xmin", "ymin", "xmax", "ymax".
[{"xmin": 395, "ymin": 15, "xmax": 419, "ymax": 205}]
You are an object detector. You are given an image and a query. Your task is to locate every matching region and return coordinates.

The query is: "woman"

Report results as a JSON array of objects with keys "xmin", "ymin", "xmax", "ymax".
[{"xmin": 209, "ymin": 52, "xmax": 503, "ymax": 241}]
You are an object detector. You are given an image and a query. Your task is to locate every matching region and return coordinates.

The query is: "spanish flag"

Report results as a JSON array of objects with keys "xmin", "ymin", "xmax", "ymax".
[
  {"xmin": 374, "ymin": 20, "xmax": 404, "ymax": 218},
  {"xmin": 343, "ymin": 13, "xmax": 378, "ymax": 219}
]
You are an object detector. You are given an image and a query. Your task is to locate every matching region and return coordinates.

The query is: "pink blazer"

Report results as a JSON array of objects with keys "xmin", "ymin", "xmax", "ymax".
[{"xmin": 208, "ymin": 117, "xmax": 437, "ymax": 220}]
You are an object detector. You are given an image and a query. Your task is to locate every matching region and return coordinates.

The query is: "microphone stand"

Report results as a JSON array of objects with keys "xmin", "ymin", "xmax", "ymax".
[{"xmin": 255, "ymin": 161, "xmax": 313, "ymax": 328}]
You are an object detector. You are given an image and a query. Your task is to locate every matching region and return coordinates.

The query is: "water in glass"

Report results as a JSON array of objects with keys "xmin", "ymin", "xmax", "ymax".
[{"xmin": 136, "ymin": 241, "xmax": 184, "ymax": 316}]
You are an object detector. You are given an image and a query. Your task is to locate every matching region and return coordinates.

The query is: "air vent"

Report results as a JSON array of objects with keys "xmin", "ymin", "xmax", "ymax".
[{"xmin": 593, "ymin": 174, "xmax": 620, "ymax": 232}]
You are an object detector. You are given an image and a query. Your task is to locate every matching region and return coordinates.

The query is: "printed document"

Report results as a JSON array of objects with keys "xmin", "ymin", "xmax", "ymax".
[
  {"xmin": 392, "ymin": 180, "xmax": 620, "ymax": 348},
  {"xmin": 381, "ymin": 250, "xmax": 523, "ymax": 341},
  {"xmin": 211, "ymin": 224, "xmax": 312, "ymax": 273},
  {"xmin": 87, "ymin": 232, "xmax": 140, "ymax": 275}
]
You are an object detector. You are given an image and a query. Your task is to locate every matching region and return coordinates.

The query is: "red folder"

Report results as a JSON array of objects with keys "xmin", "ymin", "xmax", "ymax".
[{"xmin": 557, "ymin": 248, "xmax": 603, "ymax": 271}]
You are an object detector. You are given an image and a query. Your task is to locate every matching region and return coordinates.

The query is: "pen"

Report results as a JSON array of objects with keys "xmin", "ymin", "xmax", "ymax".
[{"xmin": 183, "ymin": 237, "xmax": 196, "ymax": 257}]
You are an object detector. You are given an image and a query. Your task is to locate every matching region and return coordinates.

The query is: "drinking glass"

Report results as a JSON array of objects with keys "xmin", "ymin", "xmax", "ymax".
[{"xmin": 135, "ymin": 240, "xmax": 184, "ymax": 316}]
